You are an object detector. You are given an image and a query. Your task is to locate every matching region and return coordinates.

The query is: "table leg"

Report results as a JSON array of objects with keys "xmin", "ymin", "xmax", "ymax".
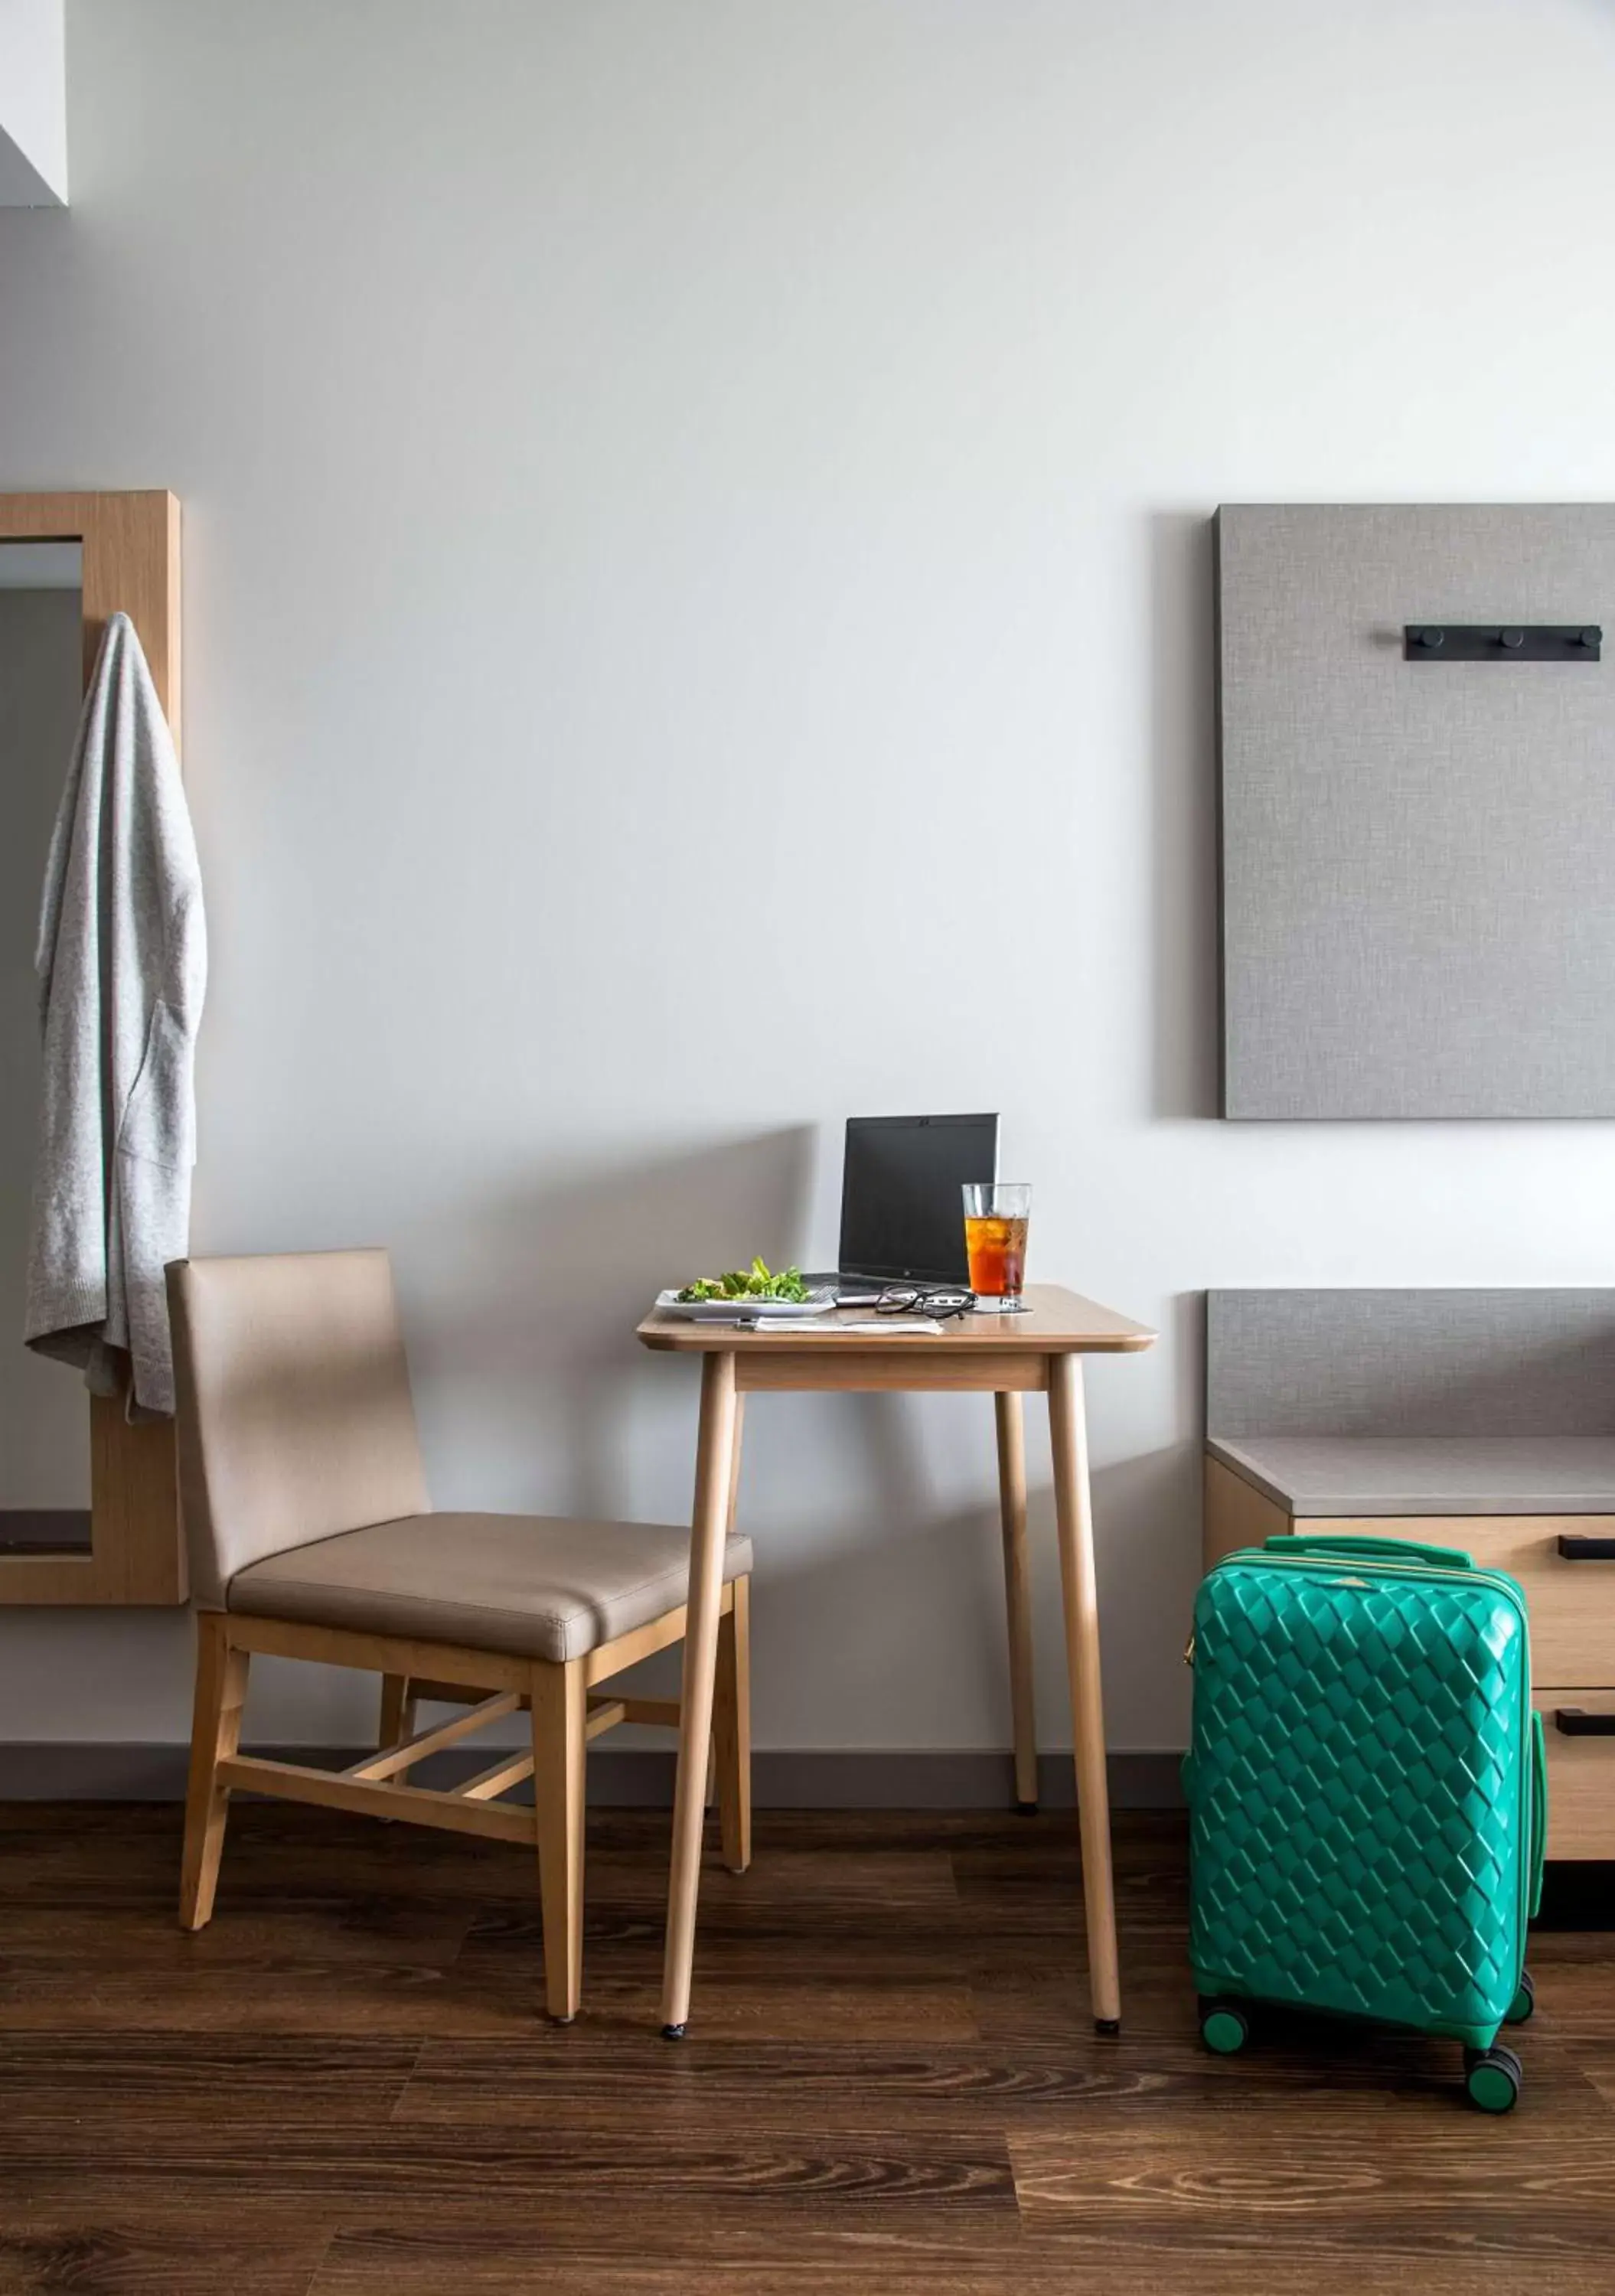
[
  {"xmin": 727, "ymin": 1392, "xmax": 746, "ymax": 1533},
  {"xmin": 713, "ymin": 1392, "xmax": 752, "ymax": 1871},
  {"xmin": 703, "ymin": 1392, "xmax": 746, "ymax": 1818},
  {"xmin": 661, "ymin": 1347, "xmax": 739, "ymax": 2037},
  {"xmin": 1047, "ymin": 1352, "xmax": 1121, "ymax": 2033},
  {"xmin": 993, "ymin": 1391, "xmax": 1039, "ymax": 1812}
]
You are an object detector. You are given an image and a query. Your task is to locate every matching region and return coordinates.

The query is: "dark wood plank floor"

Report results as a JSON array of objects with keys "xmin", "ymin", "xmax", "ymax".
[{"xmin": 2, "ymin": 1802, "xmax": 1613, "ymax": 2294}]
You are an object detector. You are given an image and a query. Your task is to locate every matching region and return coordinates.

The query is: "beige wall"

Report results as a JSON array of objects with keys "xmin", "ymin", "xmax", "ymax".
[{"xmin": 5, "ymin": 0, "xmax": 1615, "ymax": 1752}]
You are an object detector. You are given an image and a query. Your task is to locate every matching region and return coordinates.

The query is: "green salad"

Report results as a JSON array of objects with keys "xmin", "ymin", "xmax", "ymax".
[{"xmin": 676, "ymin": 1257, "xmax": 812, "ymax": 1304}]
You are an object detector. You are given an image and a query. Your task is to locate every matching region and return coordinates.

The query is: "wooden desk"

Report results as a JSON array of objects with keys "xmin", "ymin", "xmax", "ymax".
[{"xmin": 636, "ymin": 1283, "xmax": 1156, "ymax": 2037}]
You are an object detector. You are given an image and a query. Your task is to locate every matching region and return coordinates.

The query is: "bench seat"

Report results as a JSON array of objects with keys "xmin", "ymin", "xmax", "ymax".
[{"xmin": 1207, "ymin": 1434, "xmax": 1615, "ymax": 1519}]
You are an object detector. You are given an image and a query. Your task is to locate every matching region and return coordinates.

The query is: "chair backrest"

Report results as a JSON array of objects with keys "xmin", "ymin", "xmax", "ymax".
[{"xmin": 167, "ymin": 1248, "xmax": 431, "ymax": 1608}]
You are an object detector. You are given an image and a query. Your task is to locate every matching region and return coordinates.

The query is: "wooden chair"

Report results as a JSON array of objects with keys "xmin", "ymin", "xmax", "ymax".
[{"xmin": 166, "ymin": 1247, "xmax": 751, "ymax": 2020}]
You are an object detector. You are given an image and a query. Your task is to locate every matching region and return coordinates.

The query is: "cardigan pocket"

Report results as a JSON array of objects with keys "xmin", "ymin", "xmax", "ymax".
[{"xmin": 117, "ymin": 998, "xmax": 196, "ymax": 1172}]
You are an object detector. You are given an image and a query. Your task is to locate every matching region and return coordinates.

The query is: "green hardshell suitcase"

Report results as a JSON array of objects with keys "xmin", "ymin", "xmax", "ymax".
[{"xmin": 1185, "ymin": 1534, "xmax": 1547, "ymax": 2112}]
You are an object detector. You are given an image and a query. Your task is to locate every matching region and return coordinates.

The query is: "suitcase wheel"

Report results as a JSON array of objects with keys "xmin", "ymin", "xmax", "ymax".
[
  {"xmin": 1503, "ymin": 1969, "xmax": 1535, "ymax": 2026},
  {"xmin": 1198, "ymin": 1998, "xmax": 1250, "ymax": 2056},
  {"xmin": 1463, "ymin": 2043, "xmax": 1523, "ymax": 2114}
]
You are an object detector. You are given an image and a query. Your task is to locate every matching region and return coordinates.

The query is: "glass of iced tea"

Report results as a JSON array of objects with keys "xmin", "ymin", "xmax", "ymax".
[{"xmin": 962, "ymin": 1182, "xmax": 1031, "ymax": 1313}]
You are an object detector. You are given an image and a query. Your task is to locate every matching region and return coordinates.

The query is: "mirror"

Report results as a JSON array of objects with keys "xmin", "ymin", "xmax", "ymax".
[
  {"xmin": 0, "ymin": 538, "xmax": 90, "ymax": 1553},
  {"xmin": 0, "ymin": 488, "xmax": 184, "ymax": 1606}
]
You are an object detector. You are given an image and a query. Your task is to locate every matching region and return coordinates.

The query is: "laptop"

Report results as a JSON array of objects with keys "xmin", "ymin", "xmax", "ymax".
[{"xmin": 802, "ymin": 1113, "xmax": 1000, "ymax": 1303}]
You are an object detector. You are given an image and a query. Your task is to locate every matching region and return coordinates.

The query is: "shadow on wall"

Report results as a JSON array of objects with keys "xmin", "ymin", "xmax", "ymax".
[
  {"xmin": 379, "ymin": 1133, "xmax": 1197, "ymax": 1752},
  {"xmin": 720, "ymin": 1483, "xmax": 1013, "ymax": 1745},
  {"xmin": 1085, "ymin": 1440, "xmax": 1202, "ymax": 1750},
  {"xmin": 1149, "ymin": 510, "xmax": 1219, "ymax": 1121},
  {"xmin": 609, "ymin": 1435, "xmax": 1200, "ymax": 1751},
  {"xmin": 403, "ymin": 1126, "xmax": 817, "ymax": 1517},
  {"xmin": 1084, "ymin": 1290, "xmax": 1206, "ymax": 1708}
]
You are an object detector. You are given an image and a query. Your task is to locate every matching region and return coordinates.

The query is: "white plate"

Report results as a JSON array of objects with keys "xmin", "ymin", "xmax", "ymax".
[{"xmin": 656, "ymin": 1287, "xmax": 839, "ymax": 1322}]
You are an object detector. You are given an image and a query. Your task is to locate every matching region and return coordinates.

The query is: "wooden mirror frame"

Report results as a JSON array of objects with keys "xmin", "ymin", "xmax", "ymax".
[{"xmin": 0, "ymin": 490, "xmax": 186, "ymax": 1603}]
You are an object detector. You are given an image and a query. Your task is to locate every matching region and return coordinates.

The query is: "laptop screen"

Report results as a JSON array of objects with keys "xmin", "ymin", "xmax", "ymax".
[{"xmin": 837, "ymin": 1114, "xmax": 1000, "ymax": 1284}]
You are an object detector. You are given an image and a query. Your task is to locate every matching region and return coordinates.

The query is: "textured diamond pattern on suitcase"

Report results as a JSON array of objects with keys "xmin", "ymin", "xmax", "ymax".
[{"xmin": 1188, "ymin": 1559, "xmax": 1530, "ymax": 2042}]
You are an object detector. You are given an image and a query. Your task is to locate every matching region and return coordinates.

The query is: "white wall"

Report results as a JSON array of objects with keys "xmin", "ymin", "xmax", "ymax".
[
  {"xmin": 5, "ymin": 0, "xmax": 1615, "ymax": 1756},
  {"xmin": 0, "ymin": 0, "xmax": 67, "ymax": 203}
]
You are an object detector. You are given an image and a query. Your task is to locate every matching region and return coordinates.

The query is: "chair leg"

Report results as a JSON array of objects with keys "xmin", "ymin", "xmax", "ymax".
[
  {"xmin": 530, "ymin": 1658, "xmax": 586, "ymax": 2022},
  {"xmin": 179, "ymin": 1613, "xmax": 250, "ymax": 1932},
  {"xmin": 378, "ymin": 1672, "xmax": 416, "ymax": 1746},
  {"xmin": 713, "ymin": 1576, "xmax": 752, "ymax": 1874}
]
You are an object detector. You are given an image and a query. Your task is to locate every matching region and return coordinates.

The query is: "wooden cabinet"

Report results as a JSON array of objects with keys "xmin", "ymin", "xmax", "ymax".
[
  {"xmin": 1205, "ymin": 1456, "xmax": 1615, "ymax": 1859},
  {"xmin": 1533, "ymin": 1691, "xmax": 1615, "ymax": 1861}
]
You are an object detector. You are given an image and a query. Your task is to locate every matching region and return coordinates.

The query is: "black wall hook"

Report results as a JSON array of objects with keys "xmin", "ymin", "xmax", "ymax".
[{"xmin": 1404, "ymin": 624, "xmax": 1602, "ymax": 661}]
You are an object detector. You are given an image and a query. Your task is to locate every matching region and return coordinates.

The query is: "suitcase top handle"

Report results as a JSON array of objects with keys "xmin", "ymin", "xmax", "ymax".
[{"xmin": 1266, "ymin": 1534, "xmax": 1477, "ymax": 1571}]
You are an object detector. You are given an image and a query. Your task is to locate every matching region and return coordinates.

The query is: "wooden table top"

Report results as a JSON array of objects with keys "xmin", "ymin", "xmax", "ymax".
[{"xmin": 636, "ymin": 1283, "xmax": 1155, "ymax": 1355}]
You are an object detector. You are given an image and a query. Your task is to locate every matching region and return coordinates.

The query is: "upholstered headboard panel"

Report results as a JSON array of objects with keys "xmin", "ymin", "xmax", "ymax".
[{"xmin": 1206, "ymin": 1290, "xmax": 1615, "ymax": 1437}]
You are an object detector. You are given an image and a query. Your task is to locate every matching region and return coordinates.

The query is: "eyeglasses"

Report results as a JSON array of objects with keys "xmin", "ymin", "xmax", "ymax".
[{"xmin": 873, "ymin": 1287, "xmax": 977, "ymax": 1321}]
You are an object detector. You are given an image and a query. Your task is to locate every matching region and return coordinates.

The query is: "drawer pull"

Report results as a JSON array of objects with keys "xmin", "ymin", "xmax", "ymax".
[
  {"xmin": 1557, "ymin": 1534, "xmax": 1615, "ymax": 1561},
  {"xmin": 1554, "ymin": 1708, "xmax": 1615, "ymax": 1737}
]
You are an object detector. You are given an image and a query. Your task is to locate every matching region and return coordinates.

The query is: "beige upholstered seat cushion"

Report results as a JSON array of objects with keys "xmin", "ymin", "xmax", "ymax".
[{"xmin": 228, "ymin": 1512, "xmax": 752, "ymax": 1665}]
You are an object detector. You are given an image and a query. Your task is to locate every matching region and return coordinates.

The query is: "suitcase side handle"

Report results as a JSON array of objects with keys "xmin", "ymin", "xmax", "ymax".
[
  {"xmin": 1267, "ymin": 1534, "xmax": 1476, "ymax": 1570},
  {"xmin": 1529, "ymin": 1711, "xmax": 1548, "ymax": 1920}
]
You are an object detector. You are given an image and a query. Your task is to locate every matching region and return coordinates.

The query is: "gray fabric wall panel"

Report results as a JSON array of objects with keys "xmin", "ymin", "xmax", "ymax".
[
  {"xmin": 1206, "ymin": 1288, "xmax": 1615, "ymax": 1436},
  {"xmin": 1217, "ymin": 504, "xmax": 1615, "ymax": 1117}
]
